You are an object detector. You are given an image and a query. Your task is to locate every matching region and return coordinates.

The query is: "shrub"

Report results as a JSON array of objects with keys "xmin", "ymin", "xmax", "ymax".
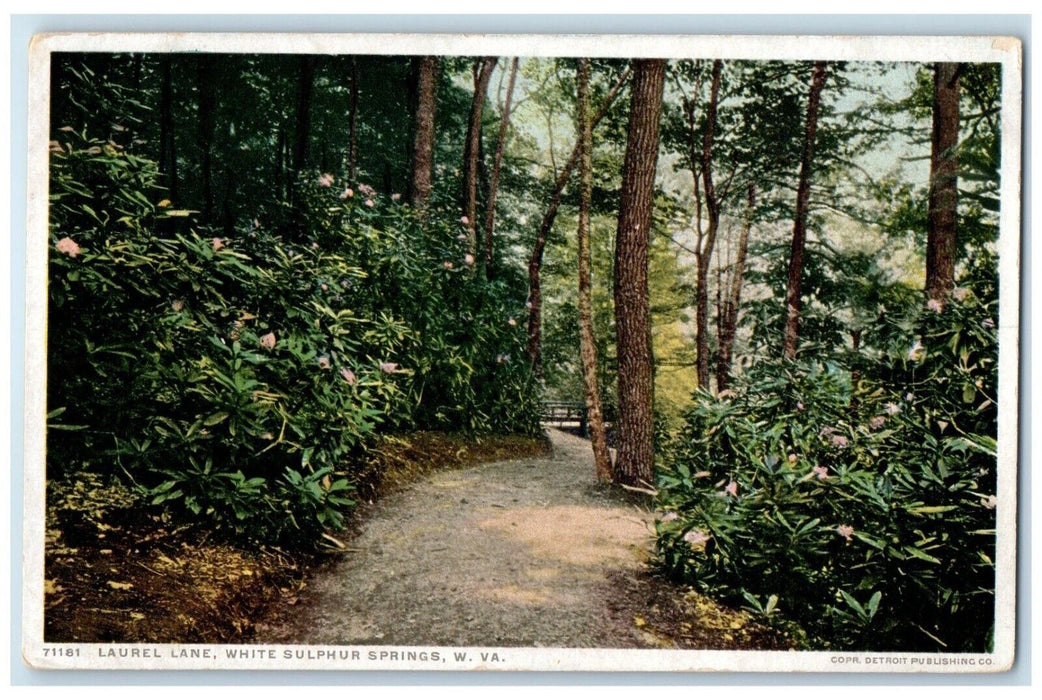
[
  {"xmin": 48, "ymin": 138, "xmax": 539, "ymax": 544},
  {"xmin": 655, "ymin": 287, "xmax": 998, "ymax": 651}
]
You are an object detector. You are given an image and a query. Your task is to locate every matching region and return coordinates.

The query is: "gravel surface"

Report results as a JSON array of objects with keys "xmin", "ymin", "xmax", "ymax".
[{"xmin": 256, "ymin": 428, "xmax": 658, "ymax": 647}]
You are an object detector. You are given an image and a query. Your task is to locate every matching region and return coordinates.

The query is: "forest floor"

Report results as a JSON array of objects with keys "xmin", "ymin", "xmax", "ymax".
[
  {"xmin": 253, "ymin": 428, "xmax": 790, "ymax": 650},
  {"xmin": 43, "ymin": 433, "xmax": 552, "ymax": 643}
]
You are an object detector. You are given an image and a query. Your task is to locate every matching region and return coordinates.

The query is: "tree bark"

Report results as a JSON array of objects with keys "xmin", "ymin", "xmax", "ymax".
[
  {"xmin": 782, "ymin": 61, "xmax": 828, "ymax": 362},
  {"xmin": 462, "ymin": 57, "xmax": 498, "ymax": 254},
  {"xmin": 526, "ymin": 67, "xmax": 632, "ymax": 376},
  {"xmin": 409, "ymin": 56, "xmax": 440, "ymax": 211},
  {"xmin": 716, "ymin": 183, "xmax": 755, "ymax": 391},
  {"xmin": 158, "ymin": 55, "xmax": 178, "ymax": 204},
  {"xmin": 348, "ymin": 57, "xmax": 359, "ymax": 183},
  {"xmin": 613, "ymin": 58, "xmax": 666, "ymax": 487},
  {"xmin": 294, "ymin": 55, "xmax": 315, "ymax": 173},
  {"xmin": 574, "ymin": 59, "xmax": 614, "ymax": 483},
  {"xmin": 195, "ymin": 55, "xmax": 218, "ymax": 222},
  {"xmin": 694, "ymin": 59, "xmax": 722, "ymax": 390},
  {"xmin": 483, "ymin": 57, "xmax": 520, "ymax": 274},
  {"xmin": 926, "ymin": 62, "xmax": 961, "ymax": 304}
]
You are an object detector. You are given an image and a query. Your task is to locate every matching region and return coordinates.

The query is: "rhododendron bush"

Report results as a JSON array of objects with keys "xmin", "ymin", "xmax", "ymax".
[
  {"xmin": 654, "ymin": 284, "xmax": 999, "ymax": 652},
  {"xmin": 47, "ymin": 132, "xmax": 539, "ymax": 543}
]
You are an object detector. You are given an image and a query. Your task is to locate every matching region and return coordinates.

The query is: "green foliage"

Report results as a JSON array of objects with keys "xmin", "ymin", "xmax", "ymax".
[
  {"xmin": 655, "ymin": 287, "xmax": 998, "ymax": 651},
  {"xmin": 48, "ymin": 135, "xmax": 539, "ymax": 545}
]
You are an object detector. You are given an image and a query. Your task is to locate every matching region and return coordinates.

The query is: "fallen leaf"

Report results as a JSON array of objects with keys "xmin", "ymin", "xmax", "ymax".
[{"xmin": 107, "ymin": 581, "xmax": 133, "ymax": 590}]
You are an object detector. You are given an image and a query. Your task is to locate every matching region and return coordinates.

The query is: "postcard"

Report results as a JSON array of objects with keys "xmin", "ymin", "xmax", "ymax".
[{"xmin": 23, "ymin": 32, "xmax": 1021, "ymax": 672}]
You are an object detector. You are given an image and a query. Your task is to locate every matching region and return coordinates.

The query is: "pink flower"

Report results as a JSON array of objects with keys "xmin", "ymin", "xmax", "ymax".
[
  {"xmin": 983, "ymin": 318, "xmax": 996, "ymax": 329},
  {"xmin": 525, "ymin": 300, "xmax": 533, "ymax": 309},
  {"xmin": 796, "ymin": 401, "xmax": 805, "ymax": 411},
  {"xmin": 694, "ymin": 471, "xmax": 711, "ymax": 478},
  {"xmin": 340, "ymin": 188, "xmax": 354, "ymax": 199},
  {"xmin": 953, "ymin": 287, "xmax": 970, "ymax": 302},
  {"xmin": 724, "ymin": 481, "xmax": 739, "ymax": 498},
  {"xmin": 358, "ymin": 183, "xmax": 376, "ymax": 197},
  {"xmin": 460, "ymin": 215, "xmax": 470, "ymax": 225},
  {"xmin": 379, "ymin": 362, "xmax": 399, "ymax": 373},
  {"xmin": 837, "ymin": 524, "xmax": 854, "ymax": 541},
  {"xmin": 508, "ymin": 317, "xmax": 517, "ymax": 327},
  {"xmin": 831, "ymin": 434, "xmax": 849, "ymax": 449},
  {"xmin": 869, "ymin": 415, "xmax": 886, "ymax": 430},
  {"xmin": 683, "ymin": 530, "xmax": 710, "ymax": 548},
  {"xmin": 56, "ymin": 237, "xmax": 81, "ymax": 258},
  {"xmin": 905, "ymin": 392, "xmax": 915, "ymax": 402},
  {"xmin": 365, "ymin": 199, "xmax": 375, "ymax": 208},
  {"xmin": 927, "ymin": 298, "xmax": 943, "ymax": 313},
  {"xmin": 340, "ymin": 367, "xmax": 357, "ymax": 385},
  {"xmin": 464, "ymin": 254, "xmax": 475, "ymax": 266},
  {"xmin": 212, "ymin": 237, "xmax": 224, "ymax": 251},
  {"xmin": 311, "ymin": 242, "xmax": 320, "ymax": 250},
  {"xmin": 885, "ymin": 402, "xmax": 901, "ymax": 415},
  {"xmin": 320, "ymin": 283, "xmax": 329, "ymax": 291},
  {"xmin": 171, "ymin": 299, "xmax": 185, "ymax": 312},
  {"xmin": 812, "ymin": 465, "xmax": 829, "ymax": 480},
  {"xmin": 391, "ymin": 193, "xmax": 401, "ymax": 202},
  {"xmin": 259, "ymin": 332, "xmax": 276, "ymax": 350},
  {"xmin": 443, "ymin": 261, "xmax": 454, "ymax": 270},
  {"xmin": 317, "ymin": 356, "xmax": 332, "ymax": 370},
  {"xmin": 317, "ymin": 173, "xmax": 335, "ymax": 188},
  {"xmin": 660, "ymin": 512, "xmax": 679, "ymax": 523},
  {"xmin": 787, "ymin": 453, "xmax": 798, "ymax": 464}
]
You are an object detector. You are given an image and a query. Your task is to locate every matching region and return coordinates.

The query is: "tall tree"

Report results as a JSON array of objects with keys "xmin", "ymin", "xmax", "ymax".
[
  {"xmin": 483, "ymin": 57, "xmax": 520, "ymax": 273},
  {"xmin": 157, "ymin": 55, "xmax": 178, "ymax": 205},
  {"xmin": 716, "ymin": 184, "xmax": 755, "ymax": 391},
  {"xmin": 691, "ymin": 59, "xmax": 723, "ymax": 389},
  {"xmin": 294, "ymin": 55, "xmax": 315, "ymax": 173},
  {"xmin": 409, "ymin": 55, "xmax": 441, "ymax": 210},
  {"xmin": 613, "ymin": 58, "xmax": 666, "ymax": 487},
  {"xmin": 348, "ymin": 57, "xmax": 359, "ymax": 183},
  {"xmin": 782, "ymin": 61, "xmax": 828, "ymax": 361},
  {"xmin": 575, "ymin": 58, "xmax": 613, "ymax": 483},
  {"xmin": 526, "ymin": 66, "xmax": 632, "ymax": 375},
  {"xmin": 195, "ymin": 54, "xmax": 218, "ymax": 222},
  {"xmin": 462, "ymin": 57, "xmax": 498, "ymax": 254},
  {"xmin": 926, "ymin": 62, "xmax": 961, "ymax": 303}
]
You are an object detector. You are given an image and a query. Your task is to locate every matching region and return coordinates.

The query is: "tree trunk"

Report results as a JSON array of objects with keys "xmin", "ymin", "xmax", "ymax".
[
  {"xmin": 694, "ymin": 59, "xmax": 722, "ymax": 390},
  {"xmin": 574, "ymin": 59, "xmax": 613, "ymax": 483},
  {"xmin": 462, "ymin": 57, "xmax": 498, "ymax": 254},
  {"xmin": 613, "ymin": 58, "xmax": 666, "ymax": 488},
  {"xmin": 158, "ymin": 55, "xmax": 178, "ymax": 204},
  {"xmin": 195, "ymin": 55, "xmax": 218, "ymax": 223},
  {"xmin": 294, "ymin": 55, "xmax": 315, "ymax": 173},
  {"xmin": 409, "ymin": 55, "xmax": 440, "ymax": 210},
  {"xmin": 526, "ymin": 67, "xmax": 632, "ymax": 376},
  {"xmin": 782, "ymin": 61, "xmax": 828, "ymax": 362},
  {"xmin": 716, "ymin": 183, "xmax": 755, "ymax": 391},
  {"xmin": 926, "ymin": 62, "xmax": 961, "ymax": 304},
  {"xmin": 483, "ymin": 57, "xmax": 520, "ymax": 275},
  {"xmin": 348, "ymin": 57, "xmax": 359, "ymax": 183}
]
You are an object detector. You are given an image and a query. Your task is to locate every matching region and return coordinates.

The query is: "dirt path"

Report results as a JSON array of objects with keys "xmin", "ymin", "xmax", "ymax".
[{"xmin": 254, "ymin": 428, "xmax": 658, "ymax": 647}]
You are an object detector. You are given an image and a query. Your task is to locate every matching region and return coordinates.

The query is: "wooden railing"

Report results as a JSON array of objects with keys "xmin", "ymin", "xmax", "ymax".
[{"xmin": 541, "ymin": 401, "xmax": 588, "ymax": 437}]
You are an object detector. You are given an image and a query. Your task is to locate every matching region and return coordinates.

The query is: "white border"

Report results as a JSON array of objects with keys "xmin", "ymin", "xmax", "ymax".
[{"xmin": 22, "ymin": 31, "xmax": 1023, "ymax": 673}]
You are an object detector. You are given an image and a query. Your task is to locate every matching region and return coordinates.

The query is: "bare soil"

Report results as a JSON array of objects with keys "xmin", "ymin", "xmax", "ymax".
[
  {"xmin": 254, "ymin": 429, "xmax": 791, "ymax": 650},
  {"xmin": 43, "ymin": 432, "xmax": 550, "ymax": 643}
]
